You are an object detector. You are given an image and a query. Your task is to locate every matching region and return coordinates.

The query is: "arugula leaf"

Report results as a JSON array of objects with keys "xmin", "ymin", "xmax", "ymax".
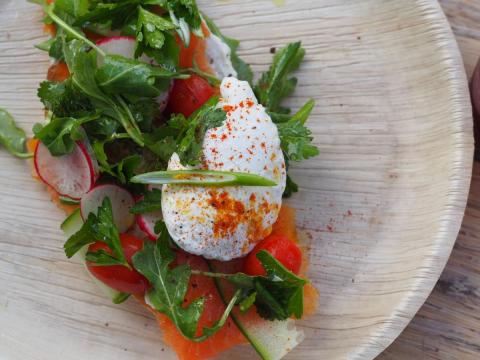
[
  {"xmin": 135, "ymin": 6, "xmax": 176, "ymax": 62},
  {"xmin": 202, "ymin": 15, "xmax": 253, "ymax": 83},
  {"xmin": 132, "ymin": 222, "xmax": 240, "ymax": 341},
  {"xmin": 96, "ymin": 54, "xmax": 184, "ymax": 97},
  {"xmin": 196, "ymin": 250, "xmax": 308, "ymax": 321},
  {"xmin": 64, "ymin": 197, "xmax": 129, "ymax": 268},
  {"xmin": 130, "ymin": 188, "xmax": 162, "ymax": 214},
  {"xmin": 113, "ymin": 154, "xmax": 142, "ymax": 185},
  {"xmin": 0, "ymin": 109, "xmax": 32, "ymax": 158},
  {"xmin": 63, "ymin": 39, "xmax": 145, "ymax": 146},
  {"xmin": 254, "ymin": 42, "xmax": 305, "ymax": 113},
  {"xmin": 33, "ymin": 114, "xmax": 99, "ymax": 156}
]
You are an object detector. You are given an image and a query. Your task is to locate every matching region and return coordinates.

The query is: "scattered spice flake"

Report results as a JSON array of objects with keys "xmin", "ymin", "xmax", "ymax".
[
  {"xmin": 246, "ymin": 100, "xmax": 255, "ymax": 107},
  {"xmin": 223, "ymin": 105, "xmax": 236, "ymax": 113},
  {"xmin": 210, "ymin": 133, "xmax": 217, "ymax": 139},
  {"xmin": 220, "ymin": 134, "xmax": 228, "ymax": 141},
  {"xmin": 326, "ymin": 224, "xmax": 334, "ymax": 232}
]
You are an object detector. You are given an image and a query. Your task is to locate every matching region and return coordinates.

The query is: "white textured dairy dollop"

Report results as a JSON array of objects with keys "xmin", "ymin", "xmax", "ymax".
[{"xmin": 162, "ymin": 77, "xmax": 286, "ymax": 261}]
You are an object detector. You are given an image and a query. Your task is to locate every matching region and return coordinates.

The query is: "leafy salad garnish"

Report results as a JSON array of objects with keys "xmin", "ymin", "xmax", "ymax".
[
  {"xmin": 64, "ymin": 200, "xmax": 308, "ymax": 340},
  {"xmin": 1, "ymin": 0, "xmax": 320, "ymax": 352}
]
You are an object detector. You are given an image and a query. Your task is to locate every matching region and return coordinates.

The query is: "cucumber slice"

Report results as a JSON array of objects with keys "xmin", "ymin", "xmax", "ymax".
[{"xmin": 61, "ymin": 209, "xmax": 130, "ymax": 303}]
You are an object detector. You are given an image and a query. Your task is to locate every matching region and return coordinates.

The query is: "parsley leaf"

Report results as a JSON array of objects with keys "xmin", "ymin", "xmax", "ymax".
[
  {"xmin": 254, "ymin": 42, "xmax": 305, "ymax": 113},
  {"xmin": 0, "ymin": 108, "xmax": 32, "ymax": 159},
  {"xmin": 130, "ymin": 188, "xmax": 163, "ymax": 214},
  {"xmin": 64, "ymin": 197, "xmax": 129, "ymax": 268},
  {"xmin": 132, "ymin": 222, "xmax": 240, "ymax": 341}
]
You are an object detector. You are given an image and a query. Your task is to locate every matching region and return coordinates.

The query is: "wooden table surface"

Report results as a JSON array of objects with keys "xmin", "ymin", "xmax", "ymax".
[{"xmin": 380, "ymin": 1, "xmax": 480, "ymax": 359}]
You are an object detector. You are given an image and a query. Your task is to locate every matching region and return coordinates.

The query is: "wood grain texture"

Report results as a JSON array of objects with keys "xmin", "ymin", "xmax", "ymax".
[
  {"xmin": 380, "ymin": 1, "xmax": 480, "ymax": 359},
  {"xmin": 0, "ymin": 1, "xmax": 473, "ymax": 360}
]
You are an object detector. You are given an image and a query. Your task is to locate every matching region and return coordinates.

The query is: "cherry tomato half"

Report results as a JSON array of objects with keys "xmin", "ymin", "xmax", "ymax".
[
  {"xmin": 86, "ymin": 234, "xmax": 149, "ymax": 294},
  {"xmin": 244, "ymin": 234, "xmax": 303, "ymax": 276},
  {"xmin": 167, "ymin": 74, "xmax": 215, "ymax": 117},
  {"xmin": 47, "ymin": 62, "xmax": 70, "ymax": 83}
]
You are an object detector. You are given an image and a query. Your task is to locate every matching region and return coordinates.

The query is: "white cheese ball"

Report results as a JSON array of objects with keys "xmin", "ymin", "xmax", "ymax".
[{"xmin": 162, "ymin": 77, "xmax": 286, "ymax": 260}]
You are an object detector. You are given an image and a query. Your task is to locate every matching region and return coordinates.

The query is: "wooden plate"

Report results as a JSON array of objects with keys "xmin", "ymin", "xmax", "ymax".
[{"xmin": 0, "ymin": 0, "xmax": 473, "ymax": 359}]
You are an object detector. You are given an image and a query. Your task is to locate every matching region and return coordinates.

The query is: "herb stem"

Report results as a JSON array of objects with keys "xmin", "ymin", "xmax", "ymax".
[
  {"xmin": 191, "ymin": 289, "xmax": 241, "ymax": 343},
  {"xmin": 206, "ymin": 261, "xmax": 270, "ymax": 360},
  {"xmin": 12, "ymin": 151, "xmax": 34, "ymax": 159},
  {"xmin": 45, "ymin": 6, "xmax": 106, "ymax": 58},
  {"xmin": 187, "ymin": 60, "xmax": 221, "ymax": 86},
  {"xmin": 110, "ymin": 133, "xmax": 132, "ymax": 140},
  {"xmin": 112, "ymin": 95, "xmax": 144, "ymax": 146}
]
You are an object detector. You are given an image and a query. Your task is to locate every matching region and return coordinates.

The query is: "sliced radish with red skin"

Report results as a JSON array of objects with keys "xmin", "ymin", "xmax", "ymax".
[
  {"xmin": 136, "ymin": 210, "xmax": 163, "ymax": 241},
  {"xmin": 34, "ymin": 141, "xmax": 95, "ymax": 200},
  {"xmin": 80, "ymin": 139, "xmax": 100, "ymax": 180},
  {"xmin": 81, "ymin": 184, "xmax": 135, "ymax": 233},
  {"xmin": 97, "ymin": 36, "xmax": 171, "ymax": 111}
]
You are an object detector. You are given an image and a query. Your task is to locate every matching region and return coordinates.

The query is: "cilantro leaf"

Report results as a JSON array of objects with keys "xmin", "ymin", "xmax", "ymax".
[
  {"xmin": 64, "ymin": 197, "xmax": 129, "ymax": 268},
  {"xmin": 132, "ymin": 222, "xmax": 240, "ymax": 341},
  {"xmin": 130, "ymin": 188, "xmax": 162, "ymax": 214},
  {"xmin": 202, "ymin": 15, "xmax": 253, "ymax": 83},
  {"xmin": 277, "ymin": 119, "xmax": 319, "ymax": 162},
  {"xmin": 0, "ymin": 108, "xmax": 32, "ymax": 158},
  {"xmin": 254, "ymin": 42, "xmax": 305, "ymax": 113}
]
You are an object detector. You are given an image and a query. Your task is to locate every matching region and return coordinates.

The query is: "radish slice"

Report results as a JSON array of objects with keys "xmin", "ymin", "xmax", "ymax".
[
  {"xmin": 81, "ymin": 184, "xmax": 135, "ymax": 233},
  {"xmin": 34, "ymin": 141, "xmax": 96, "ymax": 200},
  {"xmin": 136, "ymin": 210, "xmax": 163, "ymax": 241},
  {"xmin": 97, "ymin": 36, "xmax": 171, "ymax": 111}
]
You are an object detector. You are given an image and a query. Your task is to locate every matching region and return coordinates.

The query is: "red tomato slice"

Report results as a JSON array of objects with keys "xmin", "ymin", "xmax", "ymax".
[
  {"xmin": 86, "ymin": 234, "xmax": 149, "ymax": 294},
  {"xmin": 244, "ymin": 234, "xmax": 303, "ymax": 276},
  {"xmin": 167, "ymin": 74, "xmax": 215, "ymax": 117}
]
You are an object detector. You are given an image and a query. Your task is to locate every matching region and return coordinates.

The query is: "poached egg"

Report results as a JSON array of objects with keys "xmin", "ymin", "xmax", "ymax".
[{"xmin": 162, "ymin": 77, "xmax": 286, "ymax": 260}]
